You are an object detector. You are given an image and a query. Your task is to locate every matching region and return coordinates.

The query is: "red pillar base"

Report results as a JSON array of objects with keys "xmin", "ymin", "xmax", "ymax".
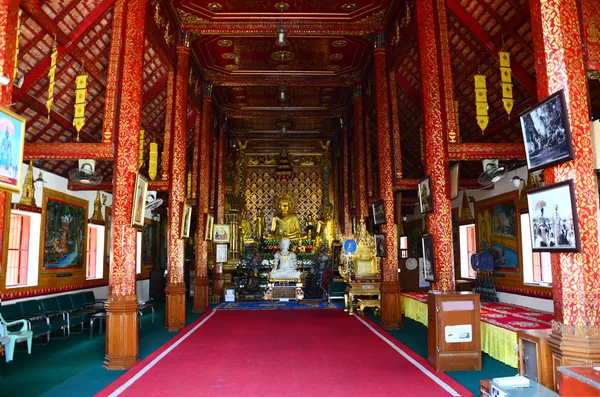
[
  {"xmin": 165, "ymin": 282, "xmax": 186, "ymax": 332},
  {"xmin": 212, "ymin": 271, "xmax": 224, "ymax": 300},
  {"xmin": 380, "ymin": 282, "xmax": 403, "ymax": 330},
  {"xmin": 103, "ymin": 295, "xmax": 139, "ymax": 370},
  {"xmin": 193, "ymin": 277, "xmax": 209, "ymax": 313}
]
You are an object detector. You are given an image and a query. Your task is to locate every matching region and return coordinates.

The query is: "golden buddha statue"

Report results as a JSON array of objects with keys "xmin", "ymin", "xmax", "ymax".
[
  {"xmin": 270, "ymin": 192, "xmax": 301, "ymax": 240},
  {"xmin": 255, "ymin": 208, "xmax": 266, "ymax": 240},
  {"xmin": 316, "ymin": 201, "xmax": 335, "ymax": 250},
  {"xmin": 239, "ymin": 209, "xmax": 254, "ymax": 244}
]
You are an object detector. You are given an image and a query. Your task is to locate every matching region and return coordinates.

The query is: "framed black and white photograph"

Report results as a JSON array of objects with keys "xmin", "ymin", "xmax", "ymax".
[
  {"xmin": 519, "ymin": 90, "xmax": 574, "ymax": 172},
  {"xmin": 526, "ymin": 179, "xmax": 580, "ymax": 252},
  {"xmin": 422, "ymin": 234, "xmax": 435, "ymax": 282},
  {"xmin": 374, "ymin": 233, "xmax": 386, "ymax": 258},
  {"xmin": 450, "ymin": 163, "xmax": 460, "ymax": 200},
  {"xmin": 215, "ymin": 243, "xmax": 228, "ymax": 263},
  {"xmin": 371, "ymin": 200, "xmax": 386, "ymax": 225},
  {"xmin": 418, "ymin": 176, "xmax": 434, "ymax": 215}
]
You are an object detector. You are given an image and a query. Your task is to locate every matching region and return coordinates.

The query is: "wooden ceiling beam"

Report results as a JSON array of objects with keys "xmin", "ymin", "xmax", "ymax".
[
  {"xmin": 489, "ymin": 3, "xmax": 530, "ymax": 48},
  {"xmin": 145, "ymin": 5, "xmax": 174, "ymax": 70},
  {"xmin": 448, "ymin": 143, "xmax": 525, "ymax": 161},
  {"xmin": 446, "ymin": 0, "xmax": 537, "ymax": 97},
  {"xmin": 395, "ymin": 177, "xmax": 482, "ymax": 191},
  {"xmin": 142, "ymin": 74, "xmax": 168, "ymax": 105},
  {"xmin": 394, "ymin": 72, "xmax": 420, "ymax": 106},
  {"xmin": 225, "ymin": 109, "xmax": 345, "ymax": 118},
  {"xmin": 24, "ymin": 143, "xmax": 113, "ymax": 160}
]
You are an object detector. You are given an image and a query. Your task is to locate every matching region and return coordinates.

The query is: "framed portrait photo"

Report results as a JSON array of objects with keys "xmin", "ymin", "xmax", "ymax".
[
  {"xmin": 519, "ymin": 90, "xmax": 574, "ymax": 172},
  {"xmin": 213, "ymin": 224, "xmax": 230, "ymax": 243},
  {"xmin": 371, "ymin": 200, "xmax": 386, "ymax": 225},
  {"xmin": 526, "ymin": 179, "xmax": 580, "ymax": 252},
  {"xmin": 0, "ymin": 106, "xmax": 26, "ymax": 194},
  {"xmin": 215, "ymin": 243, "xmax": 228, "ymax": 263},
  {"xmin": 204, "ymin": 214, "xmax": 214, "ymax": 241},
  {"xmin": 421, "ymin": 234, "xmax": 435, "ymax": 282},
  {"xmin": 131, "ymin": 172, "xmax": 149, "ymax": 229},
  {"xmin": 374, "ymin": 233, "xmax": 386, "ymax": 258},
  {"xmin": 418, "ymin": 176, "xmax": 434, "ymax": 215},
  {"xmin": 181, "ymin": 203, "xmax": 192, "ymax": 239}
]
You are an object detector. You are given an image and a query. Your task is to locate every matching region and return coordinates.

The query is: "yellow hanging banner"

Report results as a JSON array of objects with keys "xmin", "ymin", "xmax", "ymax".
[
  {"xmin": 73, "ymin": 70, "xmax": 87, "ymax": 138},
  {"xmin": 13, "ymin": 9, "xmax": 21, "ymax": 80},
  {"xmin": 499, "ymin": 51, "xmax": 514, "ymax": 115},
  {"xmin": 474, "ymin": 74, "xmax": 488, "ymax": 132},
  {"xmin": 138, "ymin": 129, "xmax": 145, "ymax": 169},
  {"xmin": 149, "ymin": 141, "xmax": 158, "ymax": 180},
  {"xmin": 186, "ymin": 172, "xmax": 192, "ymax": 198},
  {"xmin": 47, "ymin": 45, "xmax": 58, "ymax": 117}
]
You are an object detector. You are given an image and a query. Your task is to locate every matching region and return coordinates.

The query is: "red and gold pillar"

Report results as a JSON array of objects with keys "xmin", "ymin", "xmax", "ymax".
[
  {"xmin": 212, "ymin": 125, "xmax": 227, "ymax": 299},
  {"xmin": 104, "ymin": 0, "xmax": 147, "ymax": 370},
  {"xmin": 531, "ymin": 0, "xmax": 600, "ymax": 370},
  {"xmin": 415, "ymin": 0, "xmax": 455, "ymax": 292},
  {"xmin": 388, "ymin": 70, "xmax": 403, "ymax": 180},
  {"xmin": 352, "ymin": 85, "xmax": 368, "ymax": 219},
  {"xmin": 191, "ymin": 110, "xmax": 200, "ymax": 201},
  {"xmin": 0, "ymin": 0, "xmax": 20, "ymax": 290},
  {"xmin": 373, "ymin": 35, "xmax": 402, "ymax": 330},
  {"xmin": 193, "ymin": 84, "xmax": 213, "ymax": 312},
  {"xmin": 340, "ymin": 122, "xmax": 351, "ymax": 234},
  {"xmin": 161, "ymin": 70, "xmax": 175, "ymax": 180},
  {"xmin": 165, "ymin": 40, "xmax": 190, "ymax": 332}
]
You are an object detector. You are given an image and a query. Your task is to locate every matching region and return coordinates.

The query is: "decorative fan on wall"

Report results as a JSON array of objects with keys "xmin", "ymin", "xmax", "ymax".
[
  {"xmin": 145, "ymin": 191, "xmax": 163, "ymax": 210},
  {"xmin": 68, "ymin": 159, "xmax": 103, "ymax": 186},
  {"xmin": 478, "ymin": 159, "xmax": 508, "ymax": 187}
]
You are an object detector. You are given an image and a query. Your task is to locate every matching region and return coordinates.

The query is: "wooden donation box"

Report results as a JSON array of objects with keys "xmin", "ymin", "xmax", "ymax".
[
  {"xmin": 517, "ymin": 329, "xmax": 554, "ymax": 390},
  {"xmin": 558, "ymin": 366, "xmax": 600, "ymax": 396},
  {"xmin": 427, "ymin": 291, "xmax": 481, "ymax": 371}
]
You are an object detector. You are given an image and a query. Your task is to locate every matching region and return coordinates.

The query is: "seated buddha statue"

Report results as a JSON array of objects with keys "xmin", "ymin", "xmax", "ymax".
[
  {"xmin": 270, "ymin": 238, "xmax": 301, "ymax": 279},
  {"xmin": 270, "ymin": 192, "xmax": 301, "ymax": 240}
]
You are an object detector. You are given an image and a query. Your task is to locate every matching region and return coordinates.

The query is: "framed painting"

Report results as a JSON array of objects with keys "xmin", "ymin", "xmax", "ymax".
[
  {"xmin": 181, "ymin": 203, "xmax": 192, "ymax": 239},
  {"xmin": 0, "ymin": 106, "xmax": 26, "ymax": 194},
  {"xmin": 41, "ymin": 188, "xmax": 88, "ymax": 270},
  {"xmin": 475, "ymin": 191, "xmax": 519, "ymax": 271},
  {"xmin": 105, "ymin": 206, "xmax": 112, "ymax": 268},
  {"xmin": 526, "ymin": 179, "xmax": 580, "ymax": 252},
  {"xmin": 215, "ymin": 243, "xmax": 228, "ymax": 263},
  {"xmin": 375, "ymin": 233, "xmax": 386, "ymax": 258},
  {"xmin": 418, "ymin": 176, "xmax": 434, "ymax": 214},
  {"xmin": 205, "ymin": 214, "xmax": 214, "ymax": 241},
  {"xmin": 131, "ymin": 172, "xmax": 148, "ymax": 229},
  {"xmin": 519, "ymin": 90, "xmax": 574, "ymax": 172},
  {"xmin": 422, "ymin": 234, "xmax": 435, "ymax": 282},
  {"xmin": 213, "ymin": 224, "xmax": 230, "ymax": 243},
  {"xmin": 371, "ymin": 200, "xmax": 386, "ymax": 225}
]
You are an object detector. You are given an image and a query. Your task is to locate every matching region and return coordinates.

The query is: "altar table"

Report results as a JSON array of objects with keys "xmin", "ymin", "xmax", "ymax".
[{"xmin": 400, "ymin": 292, "xmax": 553, "ymax": 368}]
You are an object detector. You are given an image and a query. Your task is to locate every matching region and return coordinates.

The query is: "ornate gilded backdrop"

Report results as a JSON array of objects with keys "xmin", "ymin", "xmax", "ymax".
[{"xmin": 242, "ymin": 159, "xmax": 324, "ymax": 237}]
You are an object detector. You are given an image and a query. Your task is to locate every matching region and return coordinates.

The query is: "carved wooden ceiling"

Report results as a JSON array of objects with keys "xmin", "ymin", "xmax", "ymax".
[{"xmin": 10, "ymin": 0, "xmax": 600, "ymax": 187}]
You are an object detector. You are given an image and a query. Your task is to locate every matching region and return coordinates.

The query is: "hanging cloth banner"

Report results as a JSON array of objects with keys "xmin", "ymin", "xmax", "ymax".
[
  {"xmin": 499, "ymin": 51, "xmax": 514, "ymax": 115},
  {"xmin": 73, "ymin": 69, "xmax": 87, "ymax": 139},
  {"xmin": 474, "ymin": 74, "xmax": 488, "ymax": 132},
  {"xmin": 149, "ymin": 141, "xmax": 158, "ymax": 180},
  {"xmin": 47, "ymin": 45, "xmax": 58, "ymax": 117},
  {"xmin": 13, "ymin": 9, "xmax": 21, "ymax": 80},
  {"xmin": 138, "ymin": 129, "xmax": 145, "ymax": 169}
]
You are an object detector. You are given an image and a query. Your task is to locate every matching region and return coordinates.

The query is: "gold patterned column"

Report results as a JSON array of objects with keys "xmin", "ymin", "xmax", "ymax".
[
  {"xmin": 212, "ymin": 126, "xmax": 227, "ymax": 299},
  {"xmin": 352, "ymin": 84, "xmax": 368, "ymax": 219},
  {"xmin": 104, "ymin": 0, "xmax": 147, "ymax": 370},
  {"xmin": 193, "ymin": 84, "xmax": 213, "ymax": 313},
  {"xmin": 340, "ymin": 123, "xmax": 351, "ymax": 234},
  {"xmin": 416, "ymin": 0, "xmax": 455, "ymax": 293},
  {"xmin": 389, "ymin": 71, "xmax": 403, "ymax": 180},
  {"xmin": 161, "ymin": 70, "xmax": 175, "ymax": 180},
  {"xmin": 191, "ymin": 110, "xmax": 200, "ymax": 201},
  {"xmin": 165, "ymin": 41, "xmax": 190, "ymax": 332},
  {"xmin": 373, "ymin": 34, "xmax": 402, "ymax": 330},
  {"xmin": 531, "ymin": 0, "xmax": 600, "ymax": 372}
]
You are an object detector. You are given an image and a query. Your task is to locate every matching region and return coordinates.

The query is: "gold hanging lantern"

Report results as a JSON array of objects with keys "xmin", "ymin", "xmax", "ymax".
[
  {"xmin": 138, "ymin": 129, "xmax": 145, "ymax": 169},
  {"xmin": 47, "ymin": 45, "xmax": 58, "ymax": 117},
  {"xmin": 499, "ymin": 51, "xmax": 514, "ymax": 115},
  {"xmin": 474, "ymin": 73, "xmax": 488, "ymax": 132},
  {"xmin": 148, "ymin": 140, "xmax": 159, "ymax": 180},
  {"xmin": 73, "ymin": 69, "xmax": 87, "ymax": 140},
  {"xmin": 13, "ymin": 9, "xmax": 21, "ymax": 80}
]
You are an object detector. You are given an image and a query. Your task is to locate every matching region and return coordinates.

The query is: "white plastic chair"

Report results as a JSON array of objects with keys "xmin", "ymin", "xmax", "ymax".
[{"xmin": 0, "ymin": 313, "xmax": 33, "ymax": 362}]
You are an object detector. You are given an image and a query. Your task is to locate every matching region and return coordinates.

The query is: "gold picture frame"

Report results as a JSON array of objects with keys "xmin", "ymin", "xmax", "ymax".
[
  {"xmin": 213, "ymin": 224, "xmax": 230, "ymax": 243},
  {"xmin": 131, "ymin": 172, "xmax": 148, "ymax": 229},
  {"xmin": 205, "ymin": 214, "xmax": 214, "ymax": 241},
  {"xmin": 0, "ymin": 106, "xmax": 26, "ymax": 194},
  {"xmin": 181, "ymin": 203, "xmax": 192, "ymax": 239}
]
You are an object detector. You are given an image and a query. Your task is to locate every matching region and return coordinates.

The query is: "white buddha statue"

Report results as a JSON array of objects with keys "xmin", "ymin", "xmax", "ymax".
[{"xmin": 270, "ymin": 238, "xmax": 301, "ymax": 279}]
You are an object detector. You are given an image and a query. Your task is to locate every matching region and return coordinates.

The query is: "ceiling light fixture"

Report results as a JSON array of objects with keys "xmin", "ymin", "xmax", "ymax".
[{"xmin": 275, "ymin": 3, "xmax": 288, "ymax": 47}]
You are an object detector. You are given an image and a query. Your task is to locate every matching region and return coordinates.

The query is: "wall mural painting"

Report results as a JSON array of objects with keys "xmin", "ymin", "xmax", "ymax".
[
  {"xmin": 475, "ymin": 192, "xmax": 519, "ymax": 272},
  {"xmin": 42, "ymin": 189, "xmax": 88, "ymax": 270}
]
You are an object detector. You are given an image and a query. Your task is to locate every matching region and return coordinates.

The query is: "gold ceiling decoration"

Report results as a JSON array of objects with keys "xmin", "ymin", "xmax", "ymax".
[
  {"xmin": 232, "ymin": 87, "xmax": 244, "ymax": 91},
  {"xmin": 323, "ymin": 87, "xmax": 334, "ymax": 92},
  {"xmin": 326, "ymin": 65, "xmax": 340, "ymax": 71},
  {"xmin": 499, "ymin": 51, "xmax": 514, "ymax": 115},
  {"xmin": 217, "ymin": 39, "xmax": 233, "ymax": 47},
  {"xmin": 329, "ymin": 53, "xmax": 343, "ymax": 60},
  {"xmin": 178, "ymin": 10, "xmax": 209, "ymax": 25},
  {"xmin": 235, "ymin": 95, "xmax": 246, "ymax": 100},
  {"xmin": 222, "ymin": 52, "xmax": 236, "ymax": 59},
  {"xmin": 276, "ymin": 64, "xmax": 290, "ymax": 71},
  {"xmin": 274, "ymin": 2, "xmax": 290, "ymax": 11},
  {"xmin": 225, "ymin": 64, "xmax": 240, "ymax": 71},
  {"xmin": 207, "ymin": 3, "xmax": 223, "ymax": 11},
  {"xmin": 271, "ymin": 50, "xmax": 295, "ymax": 61},
  {"xmin": 474, "ymin": 73, "xmax": 489, "ymax": 132},
  {"xmin": 331, "ymin": 39, "xmax": 347, "ymax": 47},
  {"xmin": 341, "ymin": 3, "xmax": 356, "ymax": 11}
]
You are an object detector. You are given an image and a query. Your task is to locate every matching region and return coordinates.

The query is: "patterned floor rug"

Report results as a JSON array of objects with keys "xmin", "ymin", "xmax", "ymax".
[{"xmin": 214, "ymin": 300, "xmax": 339, "ymax": 310}]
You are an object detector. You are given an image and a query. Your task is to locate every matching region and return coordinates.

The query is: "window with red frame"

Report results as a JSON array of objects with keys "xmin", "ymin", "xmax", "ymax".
[{"xmin": 6, "ymin": 214, "xmax": 30, "ymax": 286}]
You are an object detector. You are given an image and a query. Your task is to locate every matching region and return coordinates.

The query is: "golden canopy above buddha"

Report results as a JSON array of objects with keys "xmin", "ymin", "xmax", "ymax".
[{"xmin": 270, "ymin": 192, "xmax": 301, "ymax": 240}]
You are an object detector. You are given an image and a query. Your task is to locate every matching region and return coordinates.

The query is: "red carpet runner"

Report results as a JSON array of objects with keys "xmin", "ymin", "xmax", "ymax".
[{"xmin": 98, "ymin": 310, "xmax": 471, "ymax": 397}]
